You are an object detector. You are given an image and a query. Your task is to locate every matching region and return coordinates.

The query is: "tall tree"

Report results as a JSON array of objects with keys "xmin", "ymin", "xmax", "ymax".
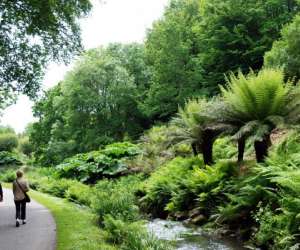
[
  {"xmin": 30, "ymin": 44, "xmax": 151, "ymax": 166},
  {"xmin": 143, "ymin": 0, "xmax": 300, "ymax": 121},
  {"xmin": 199, "ymin": 0, "xmax": 299, "ymax": 92},
  {"xmin": 143, "ymin": 0, "xmax": 204, "ymax": 121},
  {"xmin": 264, "ymin": 14, "xmax": 300, "ymax": 80},
  {"xmin": 0, "ymin": 0, "xmax": 92, "ymax": 100}
]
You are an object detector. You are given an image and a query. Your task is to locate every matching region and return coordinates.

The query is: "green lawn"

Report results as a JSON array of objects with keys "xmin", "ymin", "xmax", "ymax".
[{"xmin": 3, "ymin": 183, "xmax": 116, "ymax": 250}]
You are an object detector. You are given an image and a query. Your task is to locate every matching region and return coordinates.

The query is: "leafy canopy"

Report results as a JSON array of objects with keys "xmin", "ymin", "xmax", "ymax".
[
  {"xmin": 265, "ymin": 13, "xmax": 300, "ymax": 80},
  {"xmin": 143, "ymin": 0, "xmax": 299, "ymax": 121},
  {"xmin": 0, "ymin": 0, "xmax": 92, "ymax": 99},
  {"xmin": 30, "ymin": 44, "xmax": 151, "ymax": 166}
]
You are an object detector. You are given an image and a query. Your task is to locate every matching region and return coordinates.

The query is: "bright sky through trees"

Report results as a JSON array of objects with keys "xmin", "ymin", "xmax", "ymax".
[{"xmin": 1, "ymin": 0, "xmax": 169, "ymax": 133}]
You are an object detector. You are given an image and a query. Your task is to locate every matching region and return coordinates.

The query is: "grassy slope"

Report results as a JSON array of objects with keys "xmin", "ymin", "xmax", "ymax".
[{"xmin": 3, "ymin": 183, "xmax": 116, "ymax": 250}]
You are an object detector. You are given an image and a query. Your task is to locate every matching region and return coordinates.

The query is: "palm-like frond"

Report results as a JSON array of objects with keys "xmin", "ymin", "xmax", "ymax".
[
  {"xmin": 221, "ymin": 69, "xmax": 291, "ymax": 122},
  {"xmin": 167, "ymin": 99, "xmax": 210, "ymax": 147},
  {"xmin": 166, "ymin": 98, "xmax": 225, "ymax": 151},
  {"xmin": 219, "ymin": 68, "xmax": 300, "ymax": 143}
]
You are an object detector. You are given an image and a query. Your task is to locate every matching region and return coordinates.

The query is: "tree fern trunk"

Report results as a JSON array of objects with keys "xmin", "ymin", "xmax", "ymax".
[
  {"xmin": 254, "ymin": 134, "xmax": 271, "ymax": 162},
  {"xmin": 202, "ymin": 131, "xmax": 214, "ymax": 165},
  {"xmin": 238, "ymin": 138, "xmax": 246, "ymax": 162},
  {"xmin": 191, "ymin": 143, "xmax": 198, "ymax": 156}
]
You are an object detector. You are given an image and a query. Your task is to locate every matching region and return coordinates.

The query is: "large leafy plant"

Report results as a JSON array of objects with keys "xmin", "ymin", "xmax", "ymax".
[
  {"xmin": 56, "ymin": 142, "xmax": 140, "ymax": 183},
  {"xmin": 0, "ymin": 151, "xmax": 22, "ymax": 166}
]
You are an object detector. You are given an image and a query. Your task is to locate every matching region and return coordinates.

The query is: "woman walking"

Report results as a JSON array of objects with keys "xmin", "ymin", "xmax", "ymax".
[{"xmin": 13, "ymin": 170, "xmax": 29, "ymax": 227}]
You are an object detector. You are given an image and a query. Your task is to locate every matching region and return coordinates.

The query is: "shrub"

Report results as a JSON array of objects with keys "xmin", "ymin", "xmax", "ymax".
[
  {"xmin": 130, "ymin": 126, "xmax": 179, "ymax": 174},
  {"xmin": 35, "ymin": 140, "xmax": 77, "ymax": 167},
  {"xmin": 213, "ymin": 138, "xmax": 237, "ymax": 160},
  {"xmin": 215, "ymin": 133, "xmax": 300, "ymax": 248},
  {"xmin": 0, "ymin": 170, "xmax": 17, "ymax": 182},
  {"xmin": 0, "ymin": 133, "xmax": 18, "ymax": 152},
  {"xmin": 19, "ymin": 137, "xmax": 34, "ymax": 156},
  {"xmin": 103, "ymin": 215, "xmax": 170, "ymax": 250},
  {"xmin": 141, "ymin": 157, "xmax": 202, "ymax": 217},
  {"xmin": 91, "ymin": 175, "xmax": 142, "ymax": 223},
  {"xmin": 100, "ymin": 142, "xmax": 141, "ymax": 158},
  {"xmin": 38, "ymin": 178, "xmax": 78, "ymax": 198},
  {"xmin": 65, "ymin": 182, "xmax": 94, "ymax": 206},
  {"xmin": 56, "ymin": 151, "xmax": 127, "ymax": 183},
  {"xmin": 56, "ymin": 142, "xmax": 141, "ymax": 183},
  {"xmin": 0, "ymin": 151, "xmax": 22, "ymax": 166}
]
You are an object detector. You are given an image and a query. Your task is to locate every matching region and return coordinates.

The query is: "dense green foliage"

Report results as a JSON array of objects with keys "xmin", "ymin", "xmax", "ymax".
[
  {"xmin": 9, "ymin": 1, "xmax": 300, "ymax": 249},
  {"xmin": 143, "ymin": 0, "xmax": 300, "ymax": 120},
  {"xmin": 140, "ymin": 157, "xmax": 202, "ymax": 218},
  {"xmin": 4, "ymin": 167, "xmax": 168, "ymax": 250},
  {"xmin": 30, "ymin": 44, "xmax": 151, "ymax": 166},
  {"xmin": 265, "ymin": 13, "xmax": 300, "ymax": 80},
  {"xmin": 56, "ymin": 142, "xmax": 140, "ymax": 183},
  {"xmin": 0, "ymin": 133, "xmax": 18, "ymax": 152},
  {"xmin": 18, "ymin": 137, "xmax": 34, "ymax": 156},
  {"xmin": 0, "ymin": 151, "xmax": 22, "ymax": 166},
  {"xmin": 28, "ymin": 0, "xmax": 300, "ymax": 157},
  {"xmin": 0, "ymin": 0, "xmax": 92, "ymax": 100},
  {"xmin": 138, "ymin": 132, "xmax": 300, "ymax": 249}
]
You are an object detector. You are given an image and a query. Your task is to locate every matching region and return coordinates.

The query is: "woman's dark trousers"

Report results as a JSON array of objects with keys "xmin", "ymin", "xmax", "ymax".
[{"xmin": 15, "ymin": 199, "xmax": 26, "ymax": 220}]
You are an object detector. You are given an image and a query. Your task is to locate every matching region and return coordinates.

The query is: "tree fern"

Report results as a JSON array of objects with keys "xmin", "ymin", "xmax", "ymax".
[{"xmin": 219, "ymin": 68, "xmax": 300, "ymax": 162}]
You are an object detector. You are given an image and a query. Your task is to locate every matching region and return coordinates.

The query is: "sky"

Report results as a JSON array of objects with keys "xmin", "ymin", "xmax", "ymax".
[{"xmin": 1, "ymin": 0, "xmax": 169, "ymax": 133}]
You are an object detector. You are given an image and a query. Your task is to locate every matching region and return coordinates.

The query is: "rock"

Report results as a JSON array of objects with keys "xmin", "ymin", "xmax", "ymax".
[
  {"xmin": 190, "ymin": 214, "xmax": 207, "ymax": 225},
  {"xmin": 188, "ymin": 208, "xmax": 201, "ymax": 218},
  {"xmin": 173, "ymin": 211, "xmax": 188, "ymax": 220}
]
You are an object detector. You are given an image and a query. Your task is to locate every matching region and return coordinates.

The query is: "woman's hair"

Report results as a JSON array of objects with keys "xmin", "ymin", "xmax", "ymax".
[{"xmin": 16, "ymin": 170, "xmax": 23, "ymax": 178}]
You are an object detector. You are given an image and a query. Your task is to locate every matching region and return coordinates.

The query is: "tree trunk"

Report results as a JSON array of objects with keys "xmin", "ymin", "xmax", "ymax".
[
  {"xmin": 238, "ymin": 138, "xmax": 246, "ymax": 162},
  {"xmin": 254, "ymin": 134, "xmax": 271, "ymax": 163},
  {"xmin": 202, "ymin": 131, "xmax": 214, "ymax": 165},
  {"xmin": 191, "ymin": 143, "xmax": 198, "ymax": 156}
]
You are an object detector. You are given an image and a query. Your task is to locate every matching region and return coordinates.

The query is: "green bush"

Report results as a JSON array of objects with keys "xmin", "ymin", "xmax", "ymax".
[
  {"xmin": 100, "ymin": 142, "xmax": 141, "ymax": 158},
  {"xmin": 215, "ymin": 133, "xmax": 300, "ymax": 248},
  {"xmin": 0, "ymin": 170, "xmax": 17, "ymax": 182},
  {"xmin": 91, "ymin": 175, "xmax": 142, "ymax": 223},
  {"xmin": 103, "ymin": 215, "xmax": 170, "ymax": 250},
  {"xmin": 34, "ymin": 140, "xmax": 77, "ymax": 167},
  {"xmin": 141, "ymin": 157, "xmax": 202, "ymax": 217},
  {"xmin": 65, "ymin": 182, "xmax": 94, "ymax": 206},
  {"xmin": 0, "ymin": 151, "xmax": 22, "ymax": 165},
  {"xmin": 37, "ymin": 178, "xmax": 78, "ymax": 198},
  {"xmin": 19, "ymin": 137, "xmax": 34, "ymax": 156},
  {"xmin": 213, "ymin": 138, "xmax": 237, "ymax": 160},
  {"xmin": 131, "ymin": 126, "xmax": 184, "ymax": 174},
  {"xmin": 0, "ymin": 133, "xmax": 18, "ymax": 152},
  {"xmin": 56, "ymin": 142, "xmax": 140, "ymax": 183}
]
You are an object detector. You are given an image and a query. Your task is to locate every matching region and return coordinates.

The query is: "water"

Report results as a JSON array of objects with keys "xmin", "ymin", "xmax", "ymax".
[{"xmin": 146, "ymin": 219, "xmax": 245, "ymax": 250}]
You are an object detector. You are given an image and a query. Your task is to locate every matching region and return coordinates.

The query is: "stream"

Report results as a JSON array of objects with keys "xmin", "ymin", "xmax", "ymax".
[{"xmin": 147, "ymin": 219, "xmax": 245, "ymax": 250}]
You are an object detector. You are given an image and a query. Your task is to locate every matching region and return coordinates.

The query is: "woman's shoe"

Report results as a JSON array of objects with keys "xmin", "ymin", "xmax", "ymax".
[
  {"xmin": 16, "ymin": 220, "xmax": 20, "ymax": 227},
  {"xmin": 22, "ymin": 220, "xmax": 26, "ymax": 225}
]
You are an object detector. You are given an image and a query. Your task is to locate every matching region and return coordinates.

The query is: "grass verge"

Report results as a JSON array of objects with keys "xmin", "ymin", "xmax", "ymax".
[{"xmin": 3, "ymin": 183, "xmax": 116, "ymax": 250}]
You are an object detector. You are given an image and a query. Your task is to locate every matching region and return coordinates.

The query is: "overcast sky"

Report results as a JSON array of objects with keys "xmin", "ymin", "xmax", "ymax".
[{"xmin": 1, "ymin": 0, "xmax": 169, "ymax": 133}]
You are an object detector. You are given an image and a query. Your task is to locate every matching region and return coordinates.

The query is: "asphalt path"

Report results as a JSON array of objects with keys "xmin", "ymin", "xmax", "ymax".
[{"xmin": 0, "ymin": 188, "xmax": 56, "ymax": 250}]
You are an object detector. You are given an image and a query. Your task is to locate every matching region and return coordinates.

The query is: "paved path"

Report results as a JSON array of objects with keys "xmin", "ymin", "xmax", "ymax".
[{"xmin": 0, "ymin": 188, "xmax": 56, "ymax": 250}]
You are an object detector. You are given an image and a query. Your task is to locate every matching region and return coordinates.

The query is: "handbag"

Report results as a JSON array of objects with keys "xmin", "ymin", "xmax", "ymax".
[{"xmin": 16, "ymin": 180, "xmax": 31, "ymax": 203}]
